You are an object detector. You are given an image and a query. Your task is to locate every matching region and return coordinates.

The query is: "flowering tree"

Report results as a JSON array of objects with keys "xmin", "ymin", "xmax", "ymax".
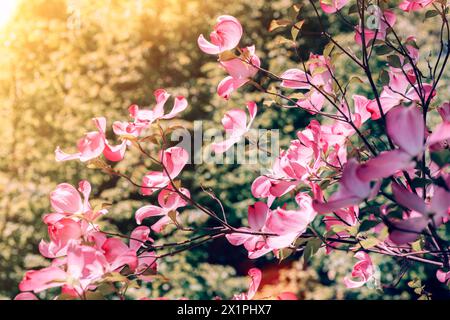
[{"xmin": 14, "ymin": 0, "xmax": 450, "ymax": 300}]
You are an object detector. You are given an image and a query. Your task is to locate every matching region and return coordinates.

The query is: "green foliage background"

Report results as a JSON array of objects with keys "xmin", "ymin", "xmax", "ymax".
[{"xmin": 0, "ymin": 0, "xmax": 448, "ymax": 299}]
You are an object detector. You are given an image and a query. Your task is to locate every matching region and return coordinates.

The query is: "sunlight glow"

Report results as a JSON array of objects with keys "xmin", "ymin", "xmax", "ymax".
[{"xmin": 0, "ymin": 0, "xmax": 18, "ymax": 29}]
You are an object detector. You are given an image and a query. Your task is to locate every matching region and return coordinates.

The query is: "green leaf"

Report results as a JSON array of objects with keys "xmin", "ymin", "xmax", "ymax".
[
  {"xmin": 292, "ymin": 3, "xmax": 302, "ymax": 13},
  {"xmin": 269, "ymin": 19, "xmax": 291, "ymax": 32},
  {"xmin": 425, "ymin": 10, "xmax": 439, "ymax": 19},
  {"xmin": 410, "ymin": 178, "xmax": 432, "ymax": 189},
  {"xmin": 430, "ymin": 149, "xmax": 450, "ymax": 168},
  {"xmin": 323, "ymin": 42, "xmax": 335, "ymax": 57},
  {"xmin": 375, "ymin": 45, "xmax": 393, "ymax": 55},
  {"xmin": 330, "ymin": 224, "xmax": 349, "ymax": 234},
  {"xmin": 387, "ymin": 55, "xmax": 402, "ymax": 68},
  {"xmin": 411, "ymin": 239, "xmax": 423, "ymax": 252},
  {"xmin": 279, "ymin": 247, "xmax": 295, "ymax": 261},
  {"xmin": 168, "ymin": 210, "xmax": 179, "ymax": 226},
  {"xmin": 85, "ymin": 291, "xmax": 105, "ymax": 300},
  {"xmin": 276, "ymin": 36, "xmax": 296, "ymax": 46},
  {"xmin": 289, "ymin": 4, "xmax": 302, "ymax": 20},
  {"xmin": 348, "ymin": 3, "xmax": 358, "ymax": 15},
  {"xmin": 359, "ymin": 237, "xmax": 380, "ymax": 249},
  {"xmin": 387, "ymin": 209, "xmax": 403, "ymax": 220},
  {"xmin": 378, "ymin": 69, "xmax": 390, "ymax": 86},
  {"xmin": 291, "ymin": 27, "xmax": 299, "ymax": 41},
  {"xmin": 103, "ymin": 272, "xmax": 129, "ymax": 283},
  {"xmin": 291, "ymin": 20, "xmax": 304, "ymax": 40},
  {"xmin": 348, "ymin": 76, "xmax": 364, "ymax": 86},
  {"xmin": 408, "ymin": 279, "xmax": 422, "ymax": 288},
  {"xmin": 303, "ymin": 238, "xmax": 322, "ymax": 262},
  {"xmin": 56, "ymin": 293, "xmax": 78, "ymax": 300},
  {"xmin": 359, "ymin": 220, "xmax": 379, "ymax": 232}
]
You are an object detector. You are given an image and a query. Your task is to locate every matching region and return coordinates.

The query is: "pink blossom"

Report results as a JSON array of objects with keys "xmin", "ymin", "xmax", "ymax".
[
  {"xmin": 387, "ymin": 106, "xmax": 425, "ymax": 157},
  {"xmin": 39, "ymin": 181, "xmax": 107, "ymax": 258},
  {"xmin": 295, "ymin": 90, "xmax": 326, "ymax": 113},
  {"xmin": 14, "ymin": 292, "xmax": 39, "ymax": 300},
  {"xmin": 251, "ymin": 119, "xmax": 351, "ymax": 205},
  {"xmin": 217, "ymin": 46, "xmax": 260, "ymax": 99},
  {"xmin": 198, "ymin": 15, "xmax": 243, "ymax": 54},
  {"xmin": 211, "ymin": 101, "xmax": 257, "ymax": 153},
  {"xmin": 399, "ymin": 0, "xmax": 435, "ymax": 12},
  {"xmin": 227, "ymin": 196, "xmax": 316, "ymax": 259},
  {"xmin": 428, "ymin": 102, "xmax": 450, "ymax": 151},
  {"xmin": 19, "ymin": 266, "xmax": 68, "ymax": 294},
  {"xmin": 280, "ymin": 68, "xmax": 310, "ymax": 90},
  {"xmin": 233, "ymin": 268, "xmax": 261, "ymax": 300},
  {"xmin": 48, "ymin": 180, "xmax": 104, "ymax": 220},
  {"xmin": 344, "ymin": 252, "xmax": 375, "ymax": 288},
  {"xmin": 357, "ymin": 106, "xmax": 425, "ymax": 181},
  {"xmin": 308, "ymin": 54, "xmax": 335, "ymax": 94},
  {"xmin": 352, "ymin": 94, "xmax": 373, "ymax": 126},
  {"xmin": 367, "ymin": 70, "xmax": 435, "ymax": 120},
  {"xmin": 39, "ymin": 216, "xmax": 83, "ymax": 258},
  {"xmin": 280, "ymin": 56, "xmax": 333, "ymax": 94},
  {"xmin": 130, "ymin": 226, "xmax": 157, "ymax": 280},
  {"xmin": 55, "ymin": 117, "xmax": 126, "ymax": 162},
  {"xmin": 320, "ymin": 0, "xmax": 350, "ymax": 14},
  {"xmin": 389, "ymin": 181, "xmax": 450, "ymax": 244},
  {"xmin": 436, "ymin": 269, "xmax": 450, "ymax": 284},
  {"xmin": 232, "ymin": 267, "xmax": 298, "ymax": 300},
  {"xmin": 135, "ymin": 187, "xmax": 190, "ymax": 232},
  {"xmin": 313, "ymin": 159, "xmax": 378, "ymax": 213},
  {"xmin": 102, "ymin": 238, "xmax": 138, "ymax": 271},
  {"xmin": 129, "ymin": 89, "xmax": 188, "ymax": 124},
  {"xmin": 141, "ymin": 146, "xmax": 189, "ymax": 195}
]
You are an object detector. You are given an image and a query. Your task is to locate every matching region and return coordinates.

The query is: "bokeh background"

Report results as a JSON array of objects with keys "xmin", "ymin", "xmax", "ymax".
[{"xmin": 0, "ymin": 0, "xmax": 449, "ymax": 299}]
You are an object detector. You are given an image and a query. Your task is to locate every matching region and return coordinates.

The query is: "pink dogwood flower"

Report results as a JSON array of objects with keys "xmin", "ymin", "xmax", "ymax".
[
  {"xmin": 129, "ymin": 226, "xmax": 158, "ymax": 280},
  {"xmin": 280, "ymin": 68, "xmax": 310, "ymax": 90},
  {"xmin": 388, "ymin": 180, "xmax": 450, "ymax": 244},
  {"xmin": 39, "ymin": 181, "xmax": 107, "ymax": 258},
  {"xmin": 227, "ymin": 195, "xmax": 316, "ymax": 259},
  {"xmin": 280, "ymin": 54, "xmax": 334, "ymax": 95},
  {"xmin": 217, "ymin": 46, "xmax": 260, "ymax": 99},
  {"xmin": 211, "ymin": 101, "xmax": 257, "ymax": 153},
  {"xmin": 436, "ymin": 269, "xmax": 450, "ymax": 284},
  {"xmin": 55, "ymin": 117, "xmax": 126, "ymax": 162},
  {"xmin": 141, "ymin": 146, "xmax": 189, "ymax": 195},
  {"xmin": 320, "ymin": 0, "xmax": 350, "ymax": 14},
  {"xmin": 399, "ymin": 0, "xmax": 435, "ymax": 12},
  {"xmin": 313, "ymin": 159, "xmax": 379, "ymax": 213},
  {"xmin": 198, "ymin": 15, "xmax": 243, "ymax": 54},
  {"xmin": 429, "ymin": 102, "xmax": 450, "ymax": 151},
  {"xmin": 20, "ymin": 241, "xmax": 111, "ymax": 295},
  {"xmin": 344, "ymin": 252, "xmax": 375, "ymax": 288},
  {"xmin": 358, "ymin": 106, "xmax": 425, "ymax": 182},
  {"xmin": 251, "ymin": 119, "xmax": 352, "ymax": 205},
  {"xmin": 135, "ymin": 186, "xmax": 190, "ymax": 232},
  {"xmin": 47, "ymin": 180, "xmax": 105, "ymax": 221},
  {"xmin": 128, "ymin": 89, "xmax": 188, "ymax": 124},
  {"xmin": 233, "ymin": 268, "xmax": 261, "ymax": 300},
  {"xmin": 14, "ymin": 292, "xmax": 39, "ymax": 300}
]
